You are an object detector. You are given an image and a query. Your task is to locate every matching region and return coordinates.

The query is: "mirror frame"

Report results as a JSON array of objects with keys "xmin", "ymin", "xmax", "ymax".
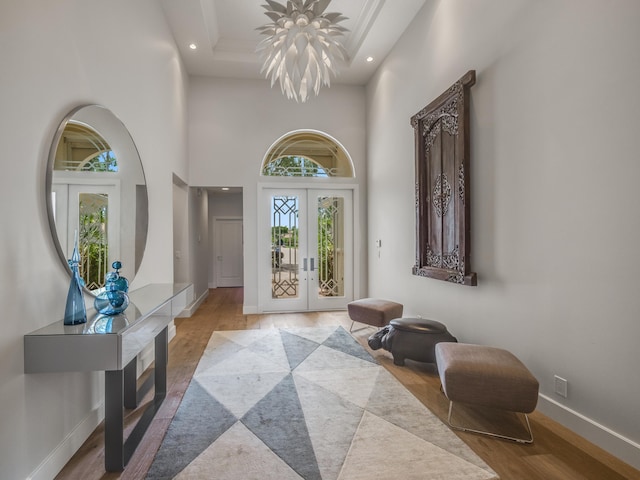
[{"xmin": 46, "ymin": 104, "xmax": 148, "ymax": 295}]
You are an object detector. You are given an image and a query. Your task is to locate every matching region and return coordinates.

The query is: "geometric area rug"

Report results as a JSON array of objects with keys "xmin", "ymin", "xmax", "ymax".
[{"xmin": 146, "ymin": 326, "xmax": 499, "ymax": 479}]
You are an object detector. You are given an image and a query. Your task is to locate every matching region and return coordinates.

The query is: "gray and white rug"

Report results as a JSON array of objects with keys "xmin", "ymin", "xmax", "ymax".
[{"xmin": 147, "ymin": 326, "xmax": 498, "ymax": 479}]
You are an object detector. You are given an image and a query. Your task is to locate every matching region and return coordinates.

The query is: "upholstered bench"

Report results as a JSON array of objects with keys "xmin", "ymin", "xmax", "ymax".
[
  {"xmin": 435, "ymin": 342, "xmax": 539, "ymax": 444},
  {"xmin": 347, "ymin": 298, "xmax": 403, "ymax": 332},
  {"xmin": 368, "ymin": 318, "xmax": 457, "ymax": 366}
]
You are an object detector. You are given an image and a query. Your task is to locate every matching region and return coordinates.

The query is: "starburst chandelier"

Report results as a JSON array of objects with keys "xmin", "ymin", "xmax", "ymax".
[{"xmin": 257, "ymin": 0, "xmax": 349, "ymax": 103}]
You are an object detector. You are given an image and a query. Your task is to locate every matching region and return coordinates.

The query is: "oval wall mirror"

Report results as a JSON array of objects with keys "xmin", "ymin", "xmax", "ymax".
[{"xmin": 46, "ymin": 105, "xmax": 148, "ymax": 296}]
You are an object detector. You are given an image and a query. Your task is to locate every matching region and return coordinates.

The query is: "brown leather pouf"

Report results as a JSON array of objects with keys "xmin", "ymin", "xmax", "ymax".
[
  {"xmin": 347, "ymin": 298, "xmax": 403, "ymax": 329},
  {"xmin": 435, "ymin": 342, "xmax": 539, "ymax": 443}
]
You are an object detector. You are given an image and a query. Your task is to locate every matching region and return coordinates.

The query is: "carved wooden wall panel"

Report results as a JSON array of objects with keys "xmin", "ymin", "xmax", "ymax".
[{"xmin": 411, "ymin": 70, "xmax": 477, "ymax": 285}]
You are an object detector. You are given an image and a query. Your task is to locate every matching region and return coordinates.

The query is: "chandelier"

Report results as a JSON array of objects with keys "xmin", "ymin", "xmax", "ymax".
[{"xmin": 257, "ymin": 0, "xmax": 349, "ymax": 103}]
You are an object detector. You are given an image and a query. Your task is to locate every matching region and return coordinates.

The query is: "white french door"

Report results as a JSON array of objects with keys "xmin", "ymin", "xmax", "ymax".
[
  {"xmin": 259, "ymin": 188, "xmax": 353, "ymax": 312},
  {"xmin": 52, "ymin": 181, "xmax": 120, "ymax": 291}
]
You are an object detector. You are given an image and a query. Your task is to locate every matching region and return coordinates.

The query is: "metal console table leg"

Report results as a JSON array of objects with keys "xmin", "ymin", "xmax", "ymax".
[
  {"xmin": 123, "ymin": 358, "xmax": 137, "ymax": 409},
  {"xmin": 105, "ymin": 368, "xmax": 125, "ymax": 471},
  {"xmin": 155, "ymin": 326, "xmax": 168, "ymax": 397},
  {"xmin": 104, "ymin": 326, "xmax": 169, "ymax": 472}
]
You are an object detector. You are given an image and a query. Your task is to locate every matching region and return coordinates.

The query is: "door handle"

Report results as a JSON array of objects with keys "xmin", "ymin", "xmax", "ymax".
[
  {"xmin": 303, "ymin": 258, "xmax": 308, "ymax": 271},
  {"xmin": 310, "ymin": 258, "xmax": 315, "ymax": 272}
]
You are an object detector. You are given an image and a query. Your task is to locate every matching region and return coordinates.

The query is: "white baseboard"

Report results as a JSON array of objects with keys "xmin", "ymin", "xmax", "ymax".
[
  {"xmin": 168, "ymin": 321, "xmax": 176, "ymax": 341},
  {"xmin": 538, "ymin": 394, "xmax": 640, "ymax": 470},
  {"xmin": 27, "ymin": 402, "xmax": 105, "ymax": 480},
  {"xmin": 243, "ymin": 305, "xmax": 258, "ymax": 314},
  {"xmin": 138, "ymin": 345, "xmax": 154, "ymax": 373},
  {"xmin": 176, "ymin": 289, "xmax": 209, "ymax": 318}
]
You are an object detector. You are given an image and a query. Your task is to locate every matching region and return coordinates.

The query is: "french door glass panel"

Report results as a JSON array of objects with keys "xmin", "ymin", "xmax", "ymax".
[
  {"xmin": 271, "ymin": 195, "xmax": 301, "ymax": 300},
  {"xmin": 65, "ymin": 184, "xmax": 120, "ymax": 292},
  {"xmin": 308, "ymin": 193, "xmax": 352, "ymax": 310},
  {"xmin": 267, "ymin": 190, "xmax": 308, "ymax": 311}
]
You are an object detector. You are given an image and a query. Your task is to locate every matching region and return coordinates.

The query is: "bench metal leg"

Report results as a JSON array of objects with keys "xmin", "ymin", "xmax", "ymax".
[
  {"xmin": 349, "ymin": 320, "xmax": 379, "ymax": 333},
  {"xmin": 446, "ymin": 400, "xmax": 534, "ymax": 444}
]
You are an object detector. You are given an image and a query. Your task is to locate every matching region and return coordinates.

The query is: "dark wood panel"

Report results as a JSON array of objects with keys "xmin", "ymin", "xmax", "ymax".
[
  {"xmin": 428, "ymin": 128, "xmax": 442, "ymax": 259},
  {"xmin": 412, "ymin": 70, "xmax": 477, "ymax": 285},
  {"xmin": 442, "ymin": 128, "xmax": 457, "ymax": 254}
]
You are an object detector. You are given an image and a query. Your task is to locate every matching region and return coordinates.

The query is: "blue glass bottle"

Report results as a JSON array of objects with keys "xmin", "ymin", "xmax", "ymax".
[
  {"xmin": 64, "ymin": 231, "xmax": 87, "ymax": 325},
  {"xmin": 94, "ymin": 270, "xmax": 130, "ymax": 316},
  {"xmin": 110, "ymin": 261, "xmax": 129, "ymax": 293}
]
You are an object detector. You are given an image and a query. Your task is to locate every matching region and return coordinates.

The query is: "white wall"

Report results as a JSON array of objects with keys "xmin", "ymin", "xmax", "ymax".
[
  {"xmin": 172, "ymin": 177, "xmax": 190, "ymax": 284},
  {"xmin": 189, "ymin": 187, "xmax": 210, "ymax": 304},
  {"xmin": 366, "ymin": 0, "xmax": 640, "ymax": 467},
  {"xmin": 209, "ymin": 192, "xmax": 244, "ymax": 217},
  {"xmin": 188, "ymin": 77, "xmax": 368, "ymax": 312},
  {"xmin": 0, "ymin": 1, "xmax": 188, "ymax": 478}
]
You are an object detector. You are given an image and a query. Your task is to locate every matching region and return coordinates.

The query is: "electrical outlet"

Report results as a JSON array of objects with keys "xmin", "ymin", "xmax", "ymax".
[{"xmin": 554, "ymin": 375, "xmax": 568, "ymax": 398}]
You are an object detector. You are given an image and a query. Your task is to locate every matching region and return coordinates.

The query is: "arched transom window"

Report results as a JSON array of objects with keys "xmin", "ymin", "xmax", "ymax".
[
  {"xmin": 53, "ymin": 122, "xmax": 118, "ymax": 172},
  {"xmin": 261, "ymin": 131, "xmax": 354, "ymax": 178}
]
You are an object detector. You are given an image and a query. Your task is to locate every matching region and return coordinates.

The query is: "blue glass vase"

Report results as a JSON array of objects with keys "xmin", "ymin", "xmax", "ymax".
[
  {"xmin": 94, "ymin": 271, "xmax": 130, "ymax": 316},
  {"xmin": 64, "ymin": 232, "xmax": 87, "ymax": 325}
]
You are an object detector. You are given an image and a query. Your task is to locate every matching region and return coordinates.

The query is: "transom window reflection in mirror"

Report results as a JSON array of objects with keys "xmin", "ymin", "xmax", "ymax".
[
  {"xmin": 47, "ymin": 105, "xmax": 148, "ymax": 295},
  {"xmin": 53, "ymin": 121, "xmax": 118, "ymax": 172},
  {"xmin": 261, "ymin": 131, "xmax": 354, "ymax": 178}
]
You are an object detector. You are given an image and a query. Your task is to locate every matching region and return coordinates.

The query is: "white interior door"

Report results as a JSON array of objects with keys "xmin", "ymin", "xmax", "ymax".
[
  {"xmin": 259, "ymin": 188, "xmax": 353, "ymax": 312},
  {"xmin": 215, "ymin": 218, "xmax": 244, "ymax": 287}
]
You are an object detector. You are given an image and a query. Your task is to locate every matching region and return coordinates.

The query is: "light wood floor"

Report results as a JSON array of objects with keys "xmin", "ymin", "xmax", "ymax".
[{"xmin": 57, "ymin": 288, "xmax": 640, "ymax": 480}]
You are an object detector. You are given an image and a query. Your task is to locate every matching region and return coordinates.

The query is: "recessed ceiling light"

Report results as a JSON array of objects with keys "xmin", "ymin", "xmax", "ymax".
[
  {"xmin": 221, "ymin": 187, "xmax": 230, "ymax": 191},
  {"xmin": 189, "ymin": 43, "xmax": 197, "ymax": 50},
  {"xmin": 366, "ymin": 56, "xmax": 374, "ymax": 63}
]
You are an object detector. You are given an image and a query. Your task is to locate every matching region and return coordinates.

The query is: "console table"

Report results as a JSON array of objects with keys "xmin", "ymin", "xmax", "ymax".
[{"xmin": 24, "ymin": 283, "xmax": 192, "ymax": 472}]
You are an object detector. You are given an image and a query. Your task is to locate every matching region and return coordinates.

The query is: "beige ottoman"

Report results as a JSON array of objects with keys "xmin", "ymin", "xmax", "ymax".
[
  {"xmin": 347, "ymin": 298, "xmax": 403, "ymax": 332},
  {"xmin": 435, "ymin": 342, "xmax": 539, "ymax": 443}
]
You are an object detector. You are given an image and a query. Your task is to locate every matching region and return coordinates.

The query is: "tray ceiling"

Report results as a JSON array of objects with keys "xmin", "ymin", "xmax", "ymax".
[{"xmin": 160, "ymin": 0, "xmax": 427, "ymax": 84}]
